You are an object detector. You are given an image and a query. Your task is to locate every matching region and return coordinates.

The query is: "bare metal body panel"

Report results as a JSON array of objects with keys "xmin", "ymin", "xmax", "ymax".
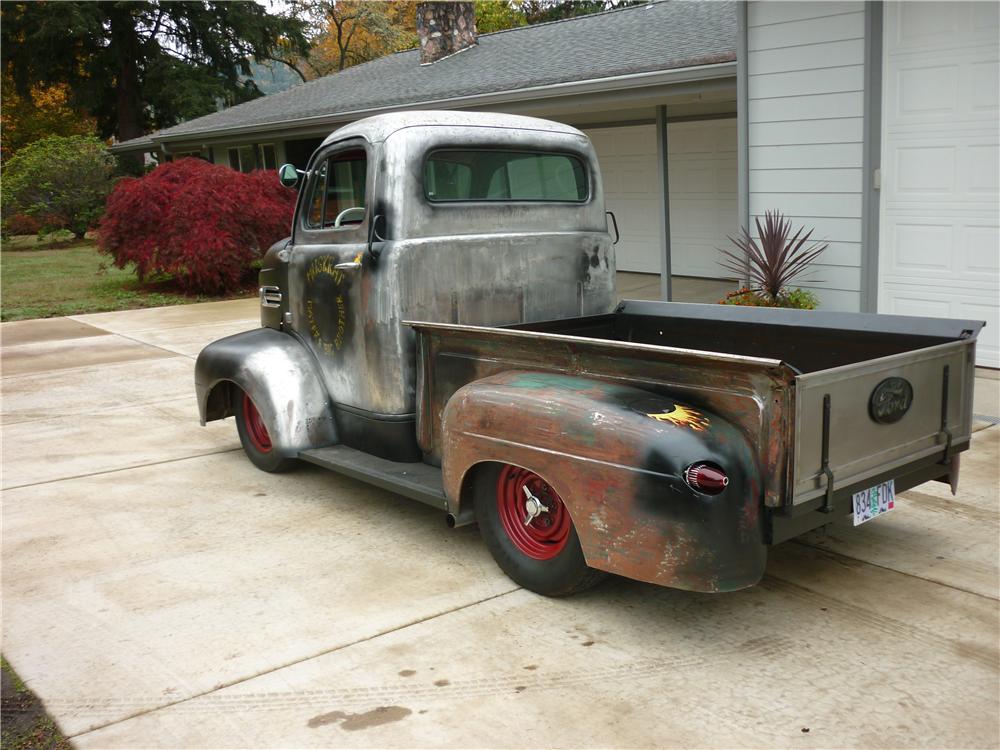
[
  {"xmin": 285, "ymin": 112, "xmax": 615, "ymax": 421},
  {"xmin": 793, "ymin": 339, "xmax": 975, "ymax": 505},
  {"xmin": 194, "ymin": 328, "xmax": 336, "ymax": 456},
  {"xmin": 198, "ymin": 111, "xmax": 615, "ymax": 460}
]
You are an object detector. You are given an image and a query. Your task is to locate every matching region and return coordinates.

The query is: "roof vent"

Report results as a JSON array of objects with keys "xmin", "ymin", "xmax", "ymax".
[{"xmin": 417, "ymin": 2, "xmax": 477, "ymax": 65}]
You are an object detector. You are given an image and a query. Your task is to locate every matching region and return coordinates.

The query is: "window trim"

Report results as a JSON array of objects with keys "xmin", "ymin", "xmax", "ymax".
[
  {"xmin": 423, "ymin": 148, "xmax": 591, "ymax": 204},
  {"xmin": 226, "ymin": 143, "xmax": 277, "ymax": 173},
  {"xmin": 299, "ymin": 141, "xmax": 370, "ymax": 237}
]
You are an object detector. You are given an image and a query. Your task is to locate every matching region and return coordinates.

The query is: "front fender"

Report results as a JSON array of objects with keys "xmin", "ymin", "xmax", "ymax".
[
  {"xmin": 194, "ymin": 328, "xmax": 337, "ymax": 456},
  {"xmin": 442, "ymin": 371, "xmax": 765, "ymax": 593}
]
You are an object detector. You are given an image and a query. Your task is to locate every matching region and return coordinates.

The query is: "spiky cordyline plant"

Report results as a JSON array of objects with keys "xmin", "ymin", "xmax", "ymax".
[{"xmin": 720, "ymin": 210, "xmax": 827, "ymax": 303}]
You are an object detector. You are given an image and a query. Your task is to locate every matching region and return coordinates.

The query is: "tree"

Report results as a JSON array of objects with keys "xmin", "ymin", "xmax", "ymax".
[
  {"xmin": 0, "ymin": 75, "xmax": 97, "ymax": 160},
  {"xmin": 281, "ymin": 1, "xmax": 418, "ymax": 79},
  {"xmin": 519, "ymin": 0, "xmax": 645, "ymax": 24},
  {"xmin": 0, "ymin": 2, "xmax": 308, "ymax": 154},
  {"xmin": 98, "ymin": 159, "xmax": 297, "ymax": 294},
  {"xmin": 474, "ymin": 1, "xmax": 527, "ymax": 34},
  {"xmin": 474, "ymin": 0, "xmax": 646, "ymax": 32},
  {"xmin": 1, "ymin": 135, "xmax": 117, "ymax": 238}
]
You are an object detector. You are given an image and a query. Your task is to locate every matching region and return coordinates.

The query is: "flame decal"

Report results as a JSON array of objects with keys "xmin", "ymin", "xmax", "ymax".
[{"xmin": 646, "ymin": 405, "xmax": 710, "ymax": 432}]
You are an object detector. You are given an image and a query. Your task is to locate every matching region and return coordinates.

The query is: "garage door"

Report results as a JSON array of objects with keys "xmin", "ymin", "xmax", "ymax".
[
  {"xmin": 585, "ymin": 125, "xmax": 661, "ymax": 273},
  {"xmin": 880, "ymin": 2, "xmax": 999, "ymax": 367},
  {"xmin": 668, "ymin": 118, "xmax": 739, "ymax": 278},
  {"xmin": 586, "ymin": 121, "xmax": 738, "ymax": 277}
]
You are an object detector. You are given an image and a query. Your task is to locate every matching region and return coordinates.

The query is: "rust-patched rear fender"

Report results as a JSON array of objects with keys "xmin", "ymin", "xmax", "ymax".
[
  {"xmin": 194, "ymin": 328, "xmax": 337, "ymax": 457},
  {"xmin": 442, "ymin": 371, "xmax": 765, "ymax": 593}
]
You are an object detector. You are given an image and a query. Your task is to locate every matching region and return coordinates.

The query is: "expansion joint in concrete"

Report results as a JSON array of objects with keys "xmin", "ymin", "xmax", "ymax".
[{"xmin": 67, "ymin": 587, "xmax": 520, "ymax": 740}]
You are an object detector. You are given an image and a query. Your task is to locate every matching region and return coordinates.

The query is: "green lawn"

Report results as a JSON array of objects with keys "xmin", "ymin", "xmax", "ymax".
[{"xmin": 1, "ymin": 239, "xmax": 249, "ymax": 321}]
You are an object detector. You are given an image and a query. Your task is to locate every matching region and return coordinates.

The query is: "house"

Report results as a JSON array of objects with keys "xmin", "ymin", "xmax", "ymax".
[{"xmin": 112, "ymin": 1, "xmax": 999, "ymax": 367}]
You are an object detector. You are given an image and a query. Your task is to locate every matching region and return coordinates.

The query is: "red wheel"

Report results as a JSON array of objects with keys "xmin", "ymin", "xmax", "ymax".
[
  {"xmin": 242, "ymin": 393, "xmax": 273, "ymax": 453},
  {"xmin": 233, "ymin": 388, "xmax": 296, "ymax": 473},
  {"xmin": 474, "ymin": 463, "xmax": 606, "ymax": 597},
  {"xmin": 496, "ymin": 465, "xmax": 571, "ymax": 560}
]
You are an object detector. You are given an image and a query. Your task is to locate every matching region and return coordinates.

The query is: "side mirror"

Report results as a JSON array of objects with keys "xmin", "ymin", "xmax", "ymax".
[{"xmin": 277, "ymin": 163, "xmax": 300, "ymax": 188}]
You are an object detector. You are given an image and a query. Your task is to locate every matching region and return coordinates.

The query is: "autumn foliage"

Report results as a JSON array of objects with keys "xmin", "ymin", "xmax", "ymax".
[{"xmin": 98, "ymin": 158, "xmax": 296, "ymax": 294}]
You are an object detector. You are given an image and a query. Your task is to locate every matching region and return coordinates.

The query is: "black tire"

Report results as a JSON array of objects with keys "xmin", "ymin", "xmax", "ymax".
[
  {"xmin": 473, "ymin": 463, "xmax": 606, "ymax": 597},
  {"xmin": 233, "ymin": 389, "xmax": 297, "ymax": 473}
]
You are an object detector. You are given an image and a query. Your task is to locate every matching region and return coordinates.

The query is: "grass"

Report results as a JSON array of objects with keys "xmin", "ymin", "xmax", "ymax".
[
  {"xmin": 1, "ymin": 656, "xmax": 72, "ymax": 750},
  {"xmin": 1, "ymin": 237, "xmax": 252, "ymax": 322}
]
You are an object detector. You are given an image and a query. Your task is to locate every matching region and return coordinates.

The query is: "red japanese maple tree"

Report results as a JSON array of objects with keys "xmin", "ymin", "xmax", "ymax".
[{"xmin": 98, "ymin": 158, "xmax": 296, "ymax": 294}]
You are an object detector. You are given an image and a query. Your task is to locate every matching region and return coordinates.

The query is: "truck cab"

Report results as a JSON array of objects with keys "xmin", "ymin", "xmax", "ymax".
[{"xmin": 246, "ymin": 111, "xmax": 615, "ymax": 462}]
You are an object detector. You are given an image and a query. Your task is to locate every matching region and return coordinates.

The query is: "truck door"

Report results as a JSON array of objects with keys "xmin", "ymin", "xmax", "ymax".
[{"xmin": 288, "ymin": 140, "xmax": 372, "ymax": 416}]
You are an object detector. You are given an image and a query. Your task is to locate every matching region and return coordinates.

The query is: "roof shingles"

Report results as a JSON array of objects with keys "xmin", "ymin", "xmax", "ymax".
[{"xmin": 125, "ymin": 1, "xmax": 735, "ymax": 146}]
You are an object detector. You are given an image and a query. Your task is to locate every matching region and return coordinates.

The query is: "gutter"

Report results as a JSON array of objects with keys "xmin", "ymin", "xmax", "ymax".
[{"xmin": 111, "ymin": 60, "xmax": 736, "ymax": 153}]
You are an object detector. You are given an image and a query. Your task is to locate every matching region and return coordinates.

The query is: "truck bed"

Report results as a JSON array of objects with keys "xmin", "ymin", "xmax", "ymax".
[
  {"xmin": 512, "ymin": 300, "xmax": 980, "ymax": 375},
  {"xmin": 411, "ymin": 300, "xmax": 984, "ymax": 529}
]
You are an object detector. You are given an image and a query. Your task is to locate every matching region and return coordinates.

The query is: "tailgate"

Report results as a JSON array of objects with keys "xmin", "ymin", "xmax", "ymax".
[{"xmin": 791, "ymin": 339, "xmax": 976, "ymax": 505}]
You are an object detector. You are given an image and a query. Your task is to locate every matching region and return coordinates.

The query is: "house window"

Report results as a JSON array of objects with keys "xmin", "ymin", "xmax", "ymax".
[
  {"xmin": 227, "ymin": 143, "xmax": 277, "ymax": 172},
  {"xmin": 305, "ymin": 149, "xmax": 367, "ymax": 230},
  {"xmin": 425, "ymin": 150, "xmax": 588, "ymax": 202},
  {"xmin": 258, "ymin": 144, "xmax": 277, "ymax": 170}
]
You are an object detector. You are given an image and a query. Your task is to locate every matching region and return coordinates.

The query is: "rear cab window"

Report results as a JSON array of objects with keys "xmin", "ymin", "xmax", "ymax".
[
  {"xmin": 305, "ymin": 148, "xmax": 367, "ymax": 230},
  {"xmin": 424, "ymin": 150, "xmax": 588, "ymax": 202}
]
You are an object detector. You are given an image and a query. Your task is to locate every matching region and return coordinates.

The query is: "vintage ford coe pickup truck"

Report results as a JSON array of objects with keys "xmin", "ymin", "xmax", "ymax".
[{"xmin": 195, "ymin": 111, "xmax": 984, "ymax": 596}]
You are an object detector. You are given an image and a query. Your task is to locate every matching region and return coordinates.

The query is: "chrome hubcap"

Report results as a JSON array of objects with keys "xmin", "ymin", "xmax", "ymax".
[{"xmin": 522, "ymin": 485, "xmax": 551, "ymax": 526}]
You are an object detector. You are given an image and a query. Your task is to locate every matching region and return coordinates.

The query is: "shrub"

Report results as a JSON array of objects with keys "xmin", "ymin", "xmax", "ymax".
[
  {"xmin": 1, "ymin": 135, "xmax": 116, "ymax": 238},
  {"xmin": 719, "ymin": 287, "xmax": 818, "ymax": 310},
  {"xmin": 97, "ymin": 159, "xmax": 296, "ymax": 294},
  {"xmin": 2, "ymin": 213, "xmax": 44, "ymax": 236},
  {"xmin": 719, "ymin": 210, "xmax": 827, "ymax": 307}
]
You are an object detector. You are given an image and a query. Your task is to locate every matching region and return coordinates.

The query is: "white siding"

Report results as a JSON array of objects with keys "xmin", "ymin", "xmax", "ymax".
[{"xmin": 747, "ymin": 1, "xmax": 866, "ymax": 311}]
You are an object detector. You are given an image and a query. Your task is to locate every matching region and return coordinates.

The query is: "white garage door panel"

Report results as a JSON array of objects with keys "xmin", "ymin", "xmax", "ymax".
[
  {"xmin": 585, "ymin": 120, "xmax": 737, "ymax": 277},
  {"xmin": 880, "ymin": 1, "xmax": 1000, "ymax": 367},
  {"xmin": 586, "ymin": 125, "xmax": 661, "ymax": 273},
  {"xmin": 668, "ymin": 118, "xmax": 738, "ymax": 278}
]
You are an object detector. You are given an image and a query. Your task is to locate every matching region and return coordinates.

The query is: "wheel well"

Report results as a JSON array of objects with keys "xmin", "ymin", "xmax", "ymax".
[
  {"xmin": 448, "ymin": 460, "xmax": 501, "ymax": 528},
  {"xmin": 204, "ymin": 380, "xmax": 237, "ymax": 422}
]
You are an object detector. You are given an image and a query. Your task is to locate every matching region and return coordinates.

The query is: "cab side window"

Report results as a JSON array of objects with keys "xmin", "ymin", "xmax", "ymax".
[{"xmin": 305, "ymin": 149, "xmax": 367, "ymax": 229}]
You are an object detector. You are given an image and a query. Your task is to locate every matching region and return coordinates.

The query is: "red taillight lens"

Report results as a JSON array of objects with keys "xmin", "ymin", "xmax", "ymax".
[{"xmin": 684, "ymin": 462, "xmax": 729, "ymax": 495}]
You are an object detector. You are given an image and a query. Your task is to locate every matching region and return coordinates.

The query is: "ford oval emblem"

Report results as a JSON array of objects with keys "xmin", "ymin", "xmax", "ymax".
[{"xmin": 869, "ymin": 377, "xmax": 913, "ymax": 424}]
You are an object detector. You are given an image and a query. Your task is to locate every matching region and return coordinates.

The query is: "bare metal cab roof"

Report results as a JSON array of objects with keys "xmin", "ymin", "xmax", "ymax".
[{"xmin": 319, "ymin": 110, "xmax": 588, "ymax": 146}]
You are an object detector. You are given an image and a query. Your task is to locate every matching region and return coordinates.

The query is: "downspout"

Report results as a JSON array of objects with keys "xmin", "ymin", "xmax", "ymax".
[
  {"xmin": 656, "ymin": 105, "xmax": 672, "ymax": 301},
  {"xmin": 861, "ymin": 1, "xmax": 884, "ymax": 313},
  {"xmin": 736, "ymin": 0, "xmax": 751, "ymax": 288}
]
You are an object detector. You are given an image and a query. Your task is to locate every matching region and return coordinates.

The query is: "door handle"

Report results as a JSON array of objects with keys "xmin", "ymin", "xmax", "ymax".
[{"xmin": 335, "ymin": 253, "xmax": 363, "ymax": 271}]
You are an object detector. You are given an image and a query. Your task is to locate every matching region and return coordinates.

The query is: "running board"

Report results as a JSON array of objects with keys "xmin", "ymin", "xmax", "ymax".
[{"xmin": 298, "ymin": 445, "xmax": 447, "ymax": 512}]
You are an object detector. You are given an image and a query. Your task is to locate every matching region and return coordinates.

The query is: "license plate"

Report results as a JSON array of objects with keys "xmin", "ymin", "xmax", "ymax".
[{"xmin": 853, "ymin": 480, "xmax": 896, "ymax": 526}]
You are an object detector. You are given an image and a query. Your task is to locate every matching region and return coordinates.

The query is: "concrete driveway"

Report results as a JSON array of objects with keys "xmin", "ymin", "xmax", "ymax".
[{"xmin": 2, "ymin": 300, "xmax": 998, "ymax": 749}]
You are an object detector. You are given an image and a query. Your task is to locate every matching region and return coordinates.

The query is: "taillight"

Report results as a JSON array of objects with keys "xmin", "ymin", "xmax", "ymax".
[{"xmin": 684, "ymin": 462, "xmax": 729, "ymax": 495}]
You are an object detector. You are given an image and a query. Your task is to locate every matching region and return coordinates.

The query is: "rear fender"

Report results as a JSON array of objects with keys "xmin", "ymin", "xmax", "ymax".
[
  {"xmin": 195, "ymin": 328, "xmax": 337, "ymax": 456},
  {"xmin": 441, "ymin": 371, "xmax": 765, "ymax": 593}
]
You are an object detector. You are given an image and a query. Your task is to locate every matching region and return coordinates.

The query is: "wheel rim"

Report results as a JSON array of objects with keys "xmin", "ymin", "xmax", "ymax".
[
  {"xmin": 242, "ymin": 393, "xmax": 272, "ymax": 453},
  {"xmin": 496, "ymin": 465, "xmax": 570, "ymax": 560}
]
